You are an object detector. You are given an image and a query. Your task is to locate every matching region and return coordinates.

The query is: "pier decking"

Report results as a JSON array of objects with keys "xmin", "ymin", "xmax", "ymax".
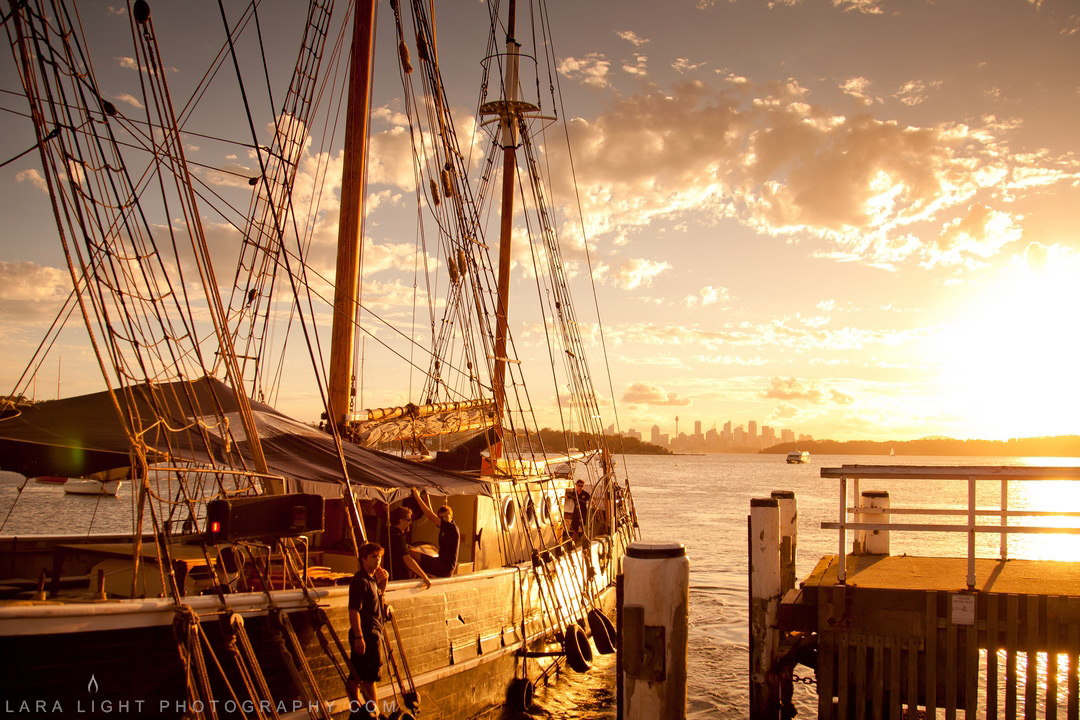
[
  {"xmin": 750, "ymin": 465, "xmax": 1080, "ymax": 720},
  {"xmin": 803, "ymin": 554, "xmax": 1080, "ymax": 596}
]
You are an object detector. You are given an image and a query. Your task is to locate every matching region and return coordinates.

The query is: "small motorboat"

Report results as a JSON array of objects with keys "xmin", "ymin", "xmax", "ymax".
[
  {"xmin": 786, "ymin": 451, "xmax": 810, "ymax": 464},
  {"xmin": 63, "ymin": 478, "xmax": 122, "ymax": 496},
  {"xmin": 32, "ymin": 476, "xmax": 68, "ymax": 484}
]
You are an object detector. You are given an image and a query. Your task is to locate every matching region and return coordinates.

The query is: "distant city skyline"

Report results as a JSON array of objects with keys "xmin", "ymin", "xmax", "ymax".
[{"xmin": 612, "ymin": 417, "xmax": 812, "ymax": 451}]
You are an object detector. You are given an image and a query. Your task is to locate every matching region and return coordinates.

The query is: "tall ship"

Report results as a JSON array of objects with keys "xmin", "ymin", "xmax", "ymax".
[{"xmin": 0, "ymin": 0, "xmax": 639, "ymax": 717}]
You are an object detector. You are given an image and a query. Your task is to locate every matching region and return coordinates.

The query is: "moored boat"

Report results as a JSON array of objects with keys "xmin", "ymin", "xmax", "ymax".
[
  {"xmin": 786, "ymin": 451, "xmax": 810, "ymax": 464},
  {"xmin": 0, "ymin": 0, "xmax": 638, "ymax": 717},
  {"xmin": 62, "ymin": 478, "xmax": 122, "ymax": 496},
  {"xmin": 31, "ymin": 476, "xmax": 67, "ymax": 484}
]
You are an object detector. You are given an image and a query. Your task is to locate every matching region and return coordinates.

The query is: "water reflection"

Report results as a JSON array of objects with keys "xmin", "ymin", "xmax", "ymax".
[
  {"xmin": 983, "ymin": 649, "xmax": 1080, "ymax": 718},
  {"xmin": 1006, "ymin": 479, "xmax": 1080, "ymax": 561},
  {"xmin": 500, "ymin": 654, "xmax": 617, "ymax": 720}
]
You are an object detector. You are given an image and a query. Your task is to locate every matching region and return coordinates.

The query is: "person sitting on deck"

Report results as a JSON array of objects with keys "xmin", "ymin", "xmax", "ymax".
[
  {"xmin": 346, "ymin": 542, "xmax": 388, "ymax": 718},
  {"xmin": 388, "ymin": 505, "xmax": 432, "ymax": 588},
  {"xmin": 410, "ymin": 488, "xmax": 461, "ymax": 577}
]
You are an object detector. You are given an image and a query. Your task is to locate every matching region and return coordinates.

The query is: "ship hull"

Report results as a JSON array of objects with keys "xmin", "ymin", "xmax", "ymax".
[{"xmin": 0, "ymin": 524, "xmax": 632, "ymax": 719}]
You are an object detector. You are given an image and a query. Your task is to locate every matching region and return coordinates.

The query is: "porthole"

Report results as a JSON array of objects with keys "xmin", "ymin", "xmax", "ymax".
[
  {"xmin": 501, "ymin": 495, "xmax": 517, "ymax": 530},
  {"xmin": 542, "ymin": 493, "xmax": 559, "ymax": 525}
]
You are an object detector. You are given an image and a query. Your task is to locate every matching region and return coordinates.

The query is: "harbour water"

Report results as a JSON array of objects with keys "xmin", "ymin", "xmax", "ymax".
[
  {"xmin": 513, "ymin": 452, "xmax": 1080, "ymax": 718},
  {"xmin": 3, "ymin": 453, "xmax": 1077, "ymax": 718}
]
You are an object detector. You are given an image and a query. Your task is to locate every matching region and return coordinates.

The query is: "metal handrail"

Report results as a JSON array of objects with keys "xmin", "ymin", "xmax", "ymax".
[{"xmin": 821, "ymin": 465, "xmax": 1080, "ymax": 589}]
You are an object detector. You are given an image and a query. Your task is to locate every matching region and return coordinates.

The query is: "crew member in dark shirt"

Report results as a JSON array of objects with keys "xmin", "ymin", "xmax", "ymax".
[
  {"xmin": 346, "ymin": 542, "xmax": 388, "ymax": 715},
  {"xmin": 388, "ymin": 505, "xmax": 432, "ymax": 588},
  {"xmin": 569, "ymin": 479, "xmax": 590, "ymax": 542},
  {"xmin": 411, "ymin": 488, "xmax": 461, "ymax": 577}
]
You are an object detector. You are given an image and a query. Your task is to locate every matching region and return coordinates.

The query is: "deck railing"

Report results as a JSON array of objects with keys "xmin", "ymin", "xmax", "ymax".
[{"xmin": 820, "ymin": 465, "xmax": 1080, "ymax": 589}]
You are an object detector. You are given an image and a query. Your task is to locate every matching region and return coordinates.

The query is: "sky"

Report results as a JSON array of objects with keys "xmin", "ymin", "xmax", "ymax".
[{"xmin": 1, "ymin": 0, "xmax": 1079, "ymax": 443}]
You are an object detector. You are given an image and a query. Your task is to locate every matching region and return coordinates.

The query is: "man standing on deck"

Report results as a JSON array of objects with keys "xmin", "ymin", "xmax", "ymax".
[
  {"xmin": 569, "ymin": 479, "xmax": 590, "ymax": 542},
  {"xmin": 346, "ymin": 542, "xmax": 388, "ymax": 719},
  {"xmin": 411, "ymin": 488, "xmax": 461, "ymax": 577},
  {"xmin": 388, "ymin": 506, "xmax": 432, "ymax": 588}
]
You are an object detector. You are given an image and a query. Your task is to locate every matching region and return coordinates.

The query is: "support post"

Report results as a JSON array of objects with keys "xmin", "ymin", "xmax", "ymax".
[
  {"xmin": 967, "ymin": 475, "xmax": 976, "ymax": 590},
  {"xmin": 771, "ymin": 490, "xmax": 797, "ymax": 595},
  {"xmin": 837, "ymin": 475, "xmax": 848, "ymax": 584},
  {"xmin": 616, "ymin": 572, "xmax": 624, "ymax": 720},
  {"xmin": 854, "ymin": 490, "xmax": 890, "ymax": 555},
  {"xmin": 1000, "ymin": 476, "xmax": 1009, "ymax": 560},
  {"xmin": 621, "ymin": 541, "xmax": 688, "ymax": 719},
  {"xmin": 750, "ymin": 498, "xmax": 781, "ymax": 720},
  {"xmin": 32, "ymin": 569, "xmax": 46, "ymax": 601}
]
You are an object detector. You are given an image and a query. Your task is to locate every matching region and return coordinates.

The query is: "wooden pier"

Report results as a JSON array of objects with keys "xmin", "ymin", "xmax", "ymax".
[{"xmin": 750, "ymin": 465, "xmax": 1080, "ymax": 720}]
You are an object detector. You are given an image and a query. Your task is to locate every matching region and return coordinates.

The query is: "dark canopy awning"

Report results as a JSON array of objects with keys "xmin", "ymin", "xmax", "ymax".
[{"xmin": 0, "ymin": 377, "xmax": 491, "ymax": 500}]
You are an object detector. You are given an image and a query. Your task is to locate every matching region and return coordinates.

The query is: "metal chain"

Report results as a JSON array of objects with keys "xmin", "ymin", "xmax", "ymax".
[{"xmin": 792, "ymin": 673, "xmax": 818, "ymax": 687}]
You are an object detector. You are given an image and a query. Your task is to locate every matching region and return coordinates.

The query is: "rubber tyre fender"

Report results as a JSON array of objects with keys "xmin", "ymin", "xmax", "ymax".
[
  {"xmin": 509, "ymin": 677, "xmax": 535, "ymax": 710},
  {"xmin": 401, "ymin": 690, "xmax": 420, "ymax": 714},
  {"xmin": 564, "ymin": 624, "xmax": 593, "ymax": 672},
  {"xmin": 587, "ymin": 608, "xmax": 617, "ymax": 654}
]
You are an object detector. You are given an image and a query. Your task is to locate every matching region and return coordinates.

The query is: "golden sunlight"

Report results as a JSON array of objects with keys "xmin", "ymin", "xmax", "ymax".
[
  {"xmin": 935, "ymin": 249, "xmax": 1080, "ymax": 440},
  {"xmin": 1004, "ymin": 478, "xmax": 1080, "ymax": 562}
]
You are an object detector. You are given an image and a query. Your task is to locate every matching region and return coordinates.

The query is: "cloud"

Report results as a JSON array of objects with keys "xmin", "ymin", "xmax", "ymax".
[
  {"xmin": 769, "ymin": 402, "xmax": 801, "ymax": 421},
  {"xmin": 615, "ymin": 354, "xmax": 690, "ymax": 370},
  {"xmin": 362, "ymin": 239, "xmax": 426, "ymax": 275},
  {"xmin": 544, "ymin": 70, "xmax": 1077, "ymax": 272},
  {"xmin": 615, "ymin": 30, "xmax": 649, "ymax": 47},
  {"xmin": 763, "ymin": 377, "xmax": 824, "ymax": 403},
  {"xmin": 611, "ymin": 258, "xmax": 671, "ymax": 289},
  {"xmin": 928, "ymin": 203, "xmax": 1022, "ymax": 269},
  {"xmin": 604, "ymin": 318, "xmax": 929, "ymax": 356},
  {"xmin": 832, "ymin": 0, "xmax": 885, "ymax": 13},
  {"xmin": 684, "ymin": 285, "xmax": 729, "ymax": 308},
  {"xmin": 205, "ymin": 164, "xmax": 255, "ymax": 189},
  {"xmin": 1023, "ymin": 241, "xmax": 1049, "ymax": 271},
  {"xmin": 558, "ymin": 54, "xmax": 611, "ymax": 88},
  {"xmin": 831, "ymin": 389, "xmax": 856, "ymax": 405},
  {"xmin": 622, "ymin": 382, "xmax": 692, "ymax": 406},
  {"xmin": 114, "ymin": 93, "xmax": 143, "ymax": 109},
  {"xmin": 693, "ymin": 354, "xmax": 768, "ymax": 366},
  {"xmin": 841, "ymin": 77, "xmax": 879, "ymax": 106},
  {"xmin": 16, "ymin": 168, "xmax": 48, "ymax": 193},
  {"xmin": 673, "ymin": 58, "xmax": 706, "ymax": 74},
  {"xmin": 623, "ymin": 55, "xmax": 648, "ymax": 78},
  {"xmin": 0, "ymin": 262, "xmax": 71, "ymax": 321},
  {"xmin": 895, "ymin": 80, "xmax": 939, "ymax": 107}
]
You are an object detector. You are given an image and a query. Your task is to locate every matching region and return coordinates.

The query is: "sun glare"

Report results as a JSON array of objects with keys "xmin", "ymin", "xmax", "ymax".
[{"xmin": 935, "ymin": 256, "xmax": 1080, "ymax": 440}]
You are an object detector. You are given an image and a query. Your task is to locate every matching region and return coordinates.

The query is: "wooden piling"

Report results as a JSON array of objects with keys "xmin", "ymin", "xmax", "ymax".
[
  {"xmin": 750, "ymin": 497, "xmax": 781, "ymax": 720},
  {"xmin": 771, "ymin": 490, "xmax": 797, "ymax": 595}
]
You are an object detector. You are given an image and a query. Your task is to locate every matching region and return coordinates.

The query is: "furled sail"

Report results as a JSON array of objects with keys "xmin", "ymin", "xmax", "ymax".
[
  {"xmin": 345, "ymin": 399, "xmax": 496, "ymax": 447},
  {"xmin": 0, "ymin": 376, "xmax": 491, "ymax": 501}
]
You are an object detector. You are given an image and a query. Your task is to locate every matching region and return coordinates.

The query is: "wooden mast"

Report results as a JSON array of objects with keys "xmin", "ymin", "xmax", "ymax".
[
  {"xmin": 491, "ymin": 0, "xmax": 520, "ymax": 451},
  {"xmin": 327, "ymin": 0, "xmax": 377, "ymax": 430}
]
